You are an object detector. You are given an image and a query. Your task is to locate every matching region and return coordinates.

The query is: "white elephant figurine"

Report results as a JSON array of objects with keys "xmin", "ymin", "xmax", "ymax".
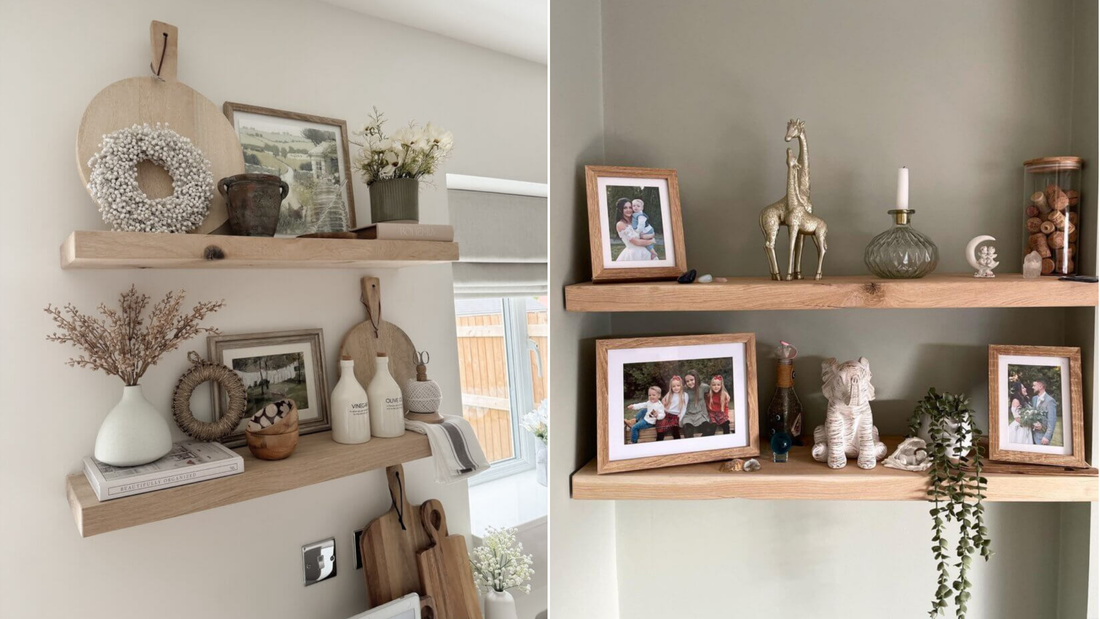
[{"xmin": 811, "ymin": 357, "xmax": 887, "ymax": 469}]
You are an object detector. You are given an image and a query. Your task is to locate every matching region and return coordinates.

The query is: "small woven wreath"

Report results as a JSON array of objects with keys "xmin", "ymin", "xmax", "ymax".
[
  {"xmin": 173, "ymin": 351, "xmax": 247, "ymax": 441},
  {"xmin": 88, "ymin": 123, "xmax": 213, "ymax": 233}
]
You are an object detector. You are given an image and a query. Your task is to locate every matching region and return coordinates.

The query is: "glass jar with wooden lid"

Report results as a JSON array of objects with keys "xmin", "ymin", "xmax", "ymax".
[{"xmin": 1023, "ymin": 157, "xmax": 1082, "ymax": 276}]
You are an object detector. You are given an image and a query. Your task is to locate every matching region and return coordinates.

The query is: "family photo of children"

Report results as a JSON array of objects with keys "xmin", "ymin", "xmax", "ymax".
[
  {"xmin": 622, "ymin": 357, "xmax": 734, "ymax": 444},
  {"xmin": 1005, "ymin": 364, "xmax": 1065, "ymax": 448},
  {"xmin": 606, "ymin": 185, "xmax": 666, "ymax": 262}
]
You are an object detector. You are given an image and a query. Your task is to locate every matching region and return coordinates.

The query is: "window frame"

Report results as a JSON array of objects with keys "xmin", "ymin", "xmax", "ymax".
[{"xmin": 466, "ymin": 297, "xmax": 540, "ymax": 485}]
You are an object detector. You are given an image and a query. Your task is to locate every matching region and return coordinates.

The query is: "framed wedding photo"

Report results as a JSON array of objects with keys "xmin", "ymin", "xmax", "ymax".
[
  {"xmin": 224, "ymin": 102, "xmax": 357, "ymax": 235},
  {"xmin": 584, "ymin": 165, "xmax": 686, "ymax": 282},
  {"xmin": 208, "ymin": 329, "xmax": 331, "ymax": 448},
  {"xmin": 596, "ymin": 333, "xmax": 758, "ymax": 474},
  {"xmin": 988, "ymin": 345, "xmax": 1086, "ymax": 468}
]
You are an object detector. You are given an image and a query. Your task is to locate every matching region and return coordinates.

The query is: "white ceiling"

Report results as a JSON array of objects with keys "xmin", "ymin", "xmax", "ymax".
[{"xmin": 320, "ymin": 0, "xmax": 548, "ymax": 64}]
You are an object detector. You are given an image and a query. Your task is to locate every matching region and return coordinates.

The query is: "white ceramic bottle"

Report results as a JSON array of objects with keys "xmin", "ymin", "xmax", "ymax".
[
  {"xmin": 368, "ymin": 353, "xmax": 405, "ymax": 438},
  {"xmin": 331, "ymin": 355, "xmax": 371, "ymax": 444}
]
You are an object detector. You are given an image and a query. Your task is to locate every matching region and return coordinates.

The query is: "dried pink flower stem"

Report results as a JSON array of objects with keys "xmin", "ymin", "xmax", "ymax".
[{"xmin": 45, "ymin": 286, "xmax": 224, "ymax": 386}]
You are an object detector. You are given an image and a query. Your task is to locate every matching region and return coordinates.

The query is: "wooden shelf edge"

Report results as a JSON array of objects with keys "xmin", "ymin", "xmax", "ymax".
[
  {"xmin": 565, "ymin": 274, "xmax": 1099, "ymax": 312},
  {"xmin": 60, "ymin": 231, "xmax": 459, "ymax": 269},
  {"xmin": 571, "ymin": 442, "xmax": 1099, "ymax": 502},
  {"xmin": 66, "ymin": 431, "xmax": 432, "ymax": 538}
]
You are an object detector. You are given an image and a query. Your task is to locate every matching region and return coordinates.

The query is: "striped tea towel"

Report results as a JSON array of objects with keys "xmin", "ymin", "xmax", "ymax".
[{"xmin": 405, "ymin": 416, "xmax": 490, "ymax": 483}]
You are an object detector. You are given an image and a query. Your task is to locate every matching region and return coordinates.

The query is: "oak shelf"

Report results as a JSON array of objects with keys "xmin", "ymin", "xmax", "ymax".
[
  {"xmin": 571, "ymin": 437, "xmax": 1098, "ymax": 502},
  {"xmin": 61, "ymin": 230, "xmax": 459, "ymax": 269},
  {"xmin": 66, "ymin": 431, "xmax": 432, "ymax": 537},
  {"xmin": 564, "ymin": 274, "xmax": 1098, "ymax": 312}
]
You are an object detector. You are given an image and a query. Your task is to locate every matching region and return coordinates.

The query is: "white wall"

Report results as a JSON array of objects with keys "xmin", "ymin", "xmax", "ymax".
[
  {"xmin": 0, "ymin": 1, "xmax": 545, "ymax": 617},
  {"xmin": 551, "ymin": 0, "xmax": 1096, "ymax": 617},
  {"xmin": 548, "ymin": 0, "xmax": 620, "ymax": 618}
]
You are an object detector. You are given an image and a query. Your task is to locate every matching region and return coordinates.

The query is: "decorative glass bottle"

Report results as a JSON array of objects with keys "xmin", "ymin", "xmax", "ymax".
[
  {"xmin": 766, "ymin": 341, "xmax": 804, "ymax": 447},
  {"xmin": 864, "ymin": 209, "xmax": 939, "ymax": 278},
  {"xmin": 1022, "ymin": 157, "xmax": 1082, "ymax": 276}
]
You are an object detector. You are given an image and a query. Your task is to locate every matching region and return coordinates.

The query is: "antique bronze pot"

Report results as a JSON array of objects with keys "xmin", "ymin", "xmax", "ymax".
[{"xmin": 218, "ymin": 174, "xmax": 289, "ymax": 236}]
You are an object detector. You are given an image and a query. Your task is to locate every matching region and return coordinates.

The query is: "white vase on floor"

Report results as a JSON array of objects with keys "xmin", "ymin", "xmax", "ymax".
[
  {"xmin": 535, "ymin": 441, "xmax": 548, "ymax": 487},
  {"xmin": 483, "ymin": 590, "xmax": 518, "ymax": 619},
  {"xmin": 94, "ymin": 384, "xmax": 173, "ymax": 466}
]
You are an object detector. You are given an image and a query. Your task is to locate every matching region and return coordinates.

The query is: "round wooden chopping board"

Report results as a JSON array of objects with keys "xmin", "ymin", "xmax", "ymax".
[
  {"xmin": 75, "ymin": 23, "xmax": 242, "ymax": 234},
  {"xmin": 339, "ymin": 277, "xmax": 419, "ymax": 391}
]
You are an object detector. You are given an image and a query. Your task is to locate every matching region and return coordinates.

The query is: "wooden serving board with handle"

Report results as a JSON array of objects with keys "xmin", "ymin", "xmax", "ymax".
[
  {"xmin": 340, "ymin": 277, "xmax": 418, "ymax": 391},
  {"xmin": 360, "ymin": 464, "xmax": 431, "ymax": 608},
  {"xmin": 417, "ymin": 500, "xmax": 483, "ymax": 619},
  {"xmin": 76, "ymin": 21, "xmax": 242, "ymax": 234}
]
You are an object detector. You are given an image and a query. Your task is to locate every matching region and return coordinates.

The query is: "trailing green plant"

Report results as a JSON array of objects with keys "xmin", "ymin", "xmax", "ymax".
[{"xmin": 908, "ymin": 389, "xmax": 992, "ymax": 619}]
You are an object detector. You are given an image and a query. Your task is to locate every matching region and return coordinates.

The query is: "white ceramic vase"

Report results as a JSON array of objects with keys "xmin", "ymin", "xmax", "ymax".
[
  {"xmin": 535, "ymin": 441, "xmax": 548, "ymax": 487},
  {"xmin": 915, "ymin": 414, "xmax": 973, "ymax": 461},
  {"xmin": 483, "ymin": 590, "xmax": 518, "ymax": 619},
  {"xmin": 94, "ymin": 385, "xmax": 173, "ymax": 466}
]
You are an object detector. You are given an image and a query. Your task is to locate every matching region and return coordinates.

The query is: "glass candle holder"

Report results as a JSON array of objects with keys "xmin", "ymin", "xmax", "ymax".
[
  {"xmin": 1023, "ymin": 157, "xmax": 1082, "ymax": 276},
  {"xmin": 864, "ymin": 209, "xmax": 939, "ymax": 279}
]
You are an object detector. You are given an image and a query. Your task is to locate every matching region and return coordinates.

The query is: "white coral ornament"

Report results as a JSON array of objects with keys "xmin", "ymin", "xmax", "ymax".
[{"xmin": 87, "ymin": 123, "xmax": 213, "ymax": 233}]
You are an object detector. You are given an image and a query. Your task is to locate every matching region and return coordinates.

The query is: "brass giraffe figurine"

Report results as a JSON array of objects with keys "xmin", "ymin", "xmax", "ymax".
[{"xmin": 759, "ymin": 119, "xmax": 828, "ymax": 280}]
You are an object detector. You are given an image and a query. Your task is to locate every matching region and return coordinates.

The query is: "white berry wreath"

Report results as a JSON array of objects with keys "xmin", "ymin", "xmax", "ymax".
[{"xmin": 88, "ymin": 123, "xmax": 214, "ymax": 233}]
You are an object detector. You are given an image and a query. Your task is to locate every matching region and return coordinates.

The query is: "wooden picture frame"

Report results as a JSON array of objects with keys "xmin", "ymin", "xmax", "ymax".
[
  {"xmin": 223, "ymin": 102, "xmax": 357, "ymax": 232},
  {"xmin": 208, "ymin": 329, "xmax": 330, "ymax": 448},
  {"xmin": 596, "ymin": 333, "xmax": 758, "ymax": 474},
  {"xmin": 988, "ymin": 345, "xmax": 1086, "ymax": 468},
  {"xmin": 585, "ymin": 165, "xmax": 687, "ymax": 282}
]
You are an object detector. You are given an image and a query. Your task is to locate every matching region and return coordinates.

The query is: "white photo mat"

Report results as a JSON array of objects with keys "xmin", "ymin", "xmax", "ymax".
[
  {"xmin": 597, "ymin": 176, "xmax": 676, "ymax": 269},
  {"xmin": 996, "ymin": 353, "xmax": 1072, "ymax": 456},
  {"xmin": 607, "ymin": 341, "xmax": 749, "ymax": 462},
  {"xmin": 219, "ymin": 340, "xmax": 321, "ymax": 432}
]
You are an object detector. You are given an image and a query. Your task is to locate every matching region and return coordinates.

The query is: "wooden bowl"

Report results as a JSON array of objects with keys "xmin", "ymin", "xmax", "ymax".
[
  {"xmin": 247, "ymin": 400, "xmax": 299, "ymax": 435},
  {"xmin": 245, "ymin": 427, "xmax": 299, "ymax": 460}
]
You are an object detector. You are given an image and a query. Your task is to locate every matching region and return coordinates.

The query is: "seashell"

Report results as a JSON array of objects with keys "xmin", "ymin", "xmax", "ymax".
[
  {"xmin": 743, "ymin": 458, "xmax": 762, "ymax": 472},
  {"xmin": 697, "ymin": 274, "xmax": 714, "ymax": 283},
  {"xmin": 718, "ymin": 458, "xmax": 745, "ymax": 473}
]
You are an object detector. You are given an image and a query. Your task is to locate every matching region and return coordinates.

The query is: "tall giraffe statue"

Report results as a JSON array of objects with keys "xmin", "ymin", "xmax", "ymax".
[{"xmin": 759, "ymin": 119, "xmax": 828, "ymax": 280}]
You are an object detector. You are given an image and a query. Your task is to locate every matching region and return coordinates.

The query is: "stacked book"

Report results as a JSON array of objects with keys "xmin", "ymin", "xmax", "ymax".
[
  {"xmin": 83, "ymin": 441, "xmax": 243, "ymax": 501},
  {"xmin": 299, "ymin": 223, "xmax": 454, "ymax": 242}
]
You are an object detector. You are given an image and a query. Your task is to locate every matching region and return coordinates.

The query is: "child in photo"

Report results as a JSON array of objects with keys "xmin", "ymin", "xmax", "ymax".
[
  {"xmin": 631, "ymin": 199, "xmax": 659, "ymax": 260},
  {"xmin": 657, "ymin": 375, "xmax": 686, "ymax": 441},
  {"xmin": 625, "ymin": 385, "xmax": 665, "ymax": 444},
  {"xmin": 703, "ymin": 375, "xmax": 731, "ymax": 436},
  {"xmin": 680, "ymin": 370, "xmax": 712, "ymax": 438}
]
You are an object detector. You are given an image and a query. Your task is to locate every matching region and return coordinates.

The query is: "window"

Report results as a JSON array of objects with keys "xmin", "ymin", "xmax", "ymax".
[{"xmin": 455, "ymin": 296, "xmax": 548, "ymax": 483}]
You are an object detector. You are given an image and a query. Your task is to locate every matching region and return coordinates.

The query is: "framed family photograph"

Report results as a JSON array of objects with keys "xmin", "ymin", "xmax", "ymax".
[
  {"xmin": 988, "ymin": 345, "xmax": 1086, "ymax": 468},
  {"xmin": 584, "ymin": 165, "xmax": 686, "ymax": 282},
  {"xmin": 224, "ymin": 102, "xmax": 357, "ymax": 235},
  {"xmin": 596, "ymin": 333, "xmax": 758, "ymax": 474},
  {"xmin": 208, "ymin": 329, "xmax": 331, "ymax": 448}
]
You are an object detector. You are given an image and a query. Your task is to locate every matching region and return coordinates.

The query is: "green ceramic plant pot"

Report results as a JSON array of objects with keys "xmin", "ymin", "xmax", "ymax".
[{"xmin": 369, "ymin": 178, "xmax": 420, "ymax": 223}]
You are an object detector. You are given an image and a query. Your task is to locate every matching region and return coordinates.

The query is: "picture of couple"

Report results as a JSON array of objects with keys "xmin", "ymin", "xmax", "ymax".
[
  {"xmin": 622, "ymin": 358, "xmax": 734, "ymax": 445},
  {"xmin": 606, "ymin": 185, "xmax": 666, "ymax": 262},
  {"xmin": 1006, "ymin": 364, "xmax": 1064, "ymax": 448}
]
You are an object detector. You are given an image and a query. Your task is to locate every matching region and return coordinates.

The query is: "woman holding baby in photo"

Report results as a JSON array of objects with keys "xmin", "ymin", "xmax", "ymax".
[{"xmin": 613, "ymin": 197, "xmax": 657, "ymax": 261}]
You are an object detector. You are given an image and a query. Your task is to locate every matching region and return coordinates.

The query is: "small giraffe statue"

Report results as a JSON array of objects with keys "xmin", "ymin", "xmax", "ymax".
[{"xmin": 759, "ymin": 119, "xmax": 828, "ymax": 280}]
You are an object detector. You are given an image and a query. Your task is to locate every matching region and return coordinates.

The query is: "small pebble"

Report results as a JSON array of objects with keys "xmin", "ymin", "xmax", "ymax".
[
  {"xmin": 714, "ymin": 277, "xmax": 727, "ymax": 283},
  {"xmin": 677, "ymin": 269, "xmax": 697, "ymax": 284},
  {"xmin": 743, "ymin": 458, "xmax": 762, "ymax": 472},
  {"xmin": 697, "ymin": 274, "xmax": 713, "ymax": 283}
]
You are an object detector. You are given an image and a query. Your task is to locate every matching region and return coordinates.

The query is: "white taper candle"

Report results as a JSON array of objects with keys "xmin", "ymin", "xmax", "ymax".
[{"xmin": 897, "ymin": 167, "xmax": 909, "ymax": 210}]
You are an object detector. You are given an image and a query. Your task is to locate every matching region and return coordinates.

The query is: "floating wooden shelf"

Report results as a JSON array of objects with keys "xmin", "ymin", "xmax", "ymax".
[
  {"xmin": 572, "ymin": 437, "xmax": 1098, "ymax": 502},
  {"xmin": 66, "ymin": 431, "xmax": 431, "ymax": 537},
  {"xmin": 565, "ymin": 274, "xmax": 1098, "ymax": 312},
  {"xmin": 61, "ymin": 230, "xmax": 459, "ymax": 269}
]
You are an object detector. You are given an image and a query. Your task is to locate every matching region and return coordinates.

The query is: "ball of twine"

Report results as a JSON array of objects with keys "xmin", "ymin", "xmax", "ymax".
[
  {"xmin": 88, "ymin": 123, "xmax": 213, "ymax": 233},
  {"xmin": 173, "ymin": 351, "xmax": 247, "ymax": 441}
]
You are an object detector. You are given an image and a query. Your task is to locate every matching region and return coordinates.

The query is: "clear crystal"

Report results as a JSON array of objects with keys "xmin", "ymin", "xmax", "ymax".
[{"xmin": 864, "ymin": 209, "xmax": 939, "ymax": 279}]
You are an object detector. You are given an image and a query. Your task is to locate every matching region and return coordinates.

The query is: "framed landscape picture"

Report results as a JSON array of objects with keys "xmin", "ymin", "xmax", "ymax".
[
  {"xmin": 596, "ymin": 333, "xmax": 758, "ymax": 474},
  {"xmin": 224, "ymin": 102, "xmax": 356, "ymax": 235},
  {"xmin": 208, "ymin": 329, "xmax": 330, "ymax": 447},
  {"xmin": 584, "ymin": 165, "xmax": 686, "ymax": 282},
  {"xmin": 988, "ymin": 345, "xmax": 1086, "ymax": 468}
]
